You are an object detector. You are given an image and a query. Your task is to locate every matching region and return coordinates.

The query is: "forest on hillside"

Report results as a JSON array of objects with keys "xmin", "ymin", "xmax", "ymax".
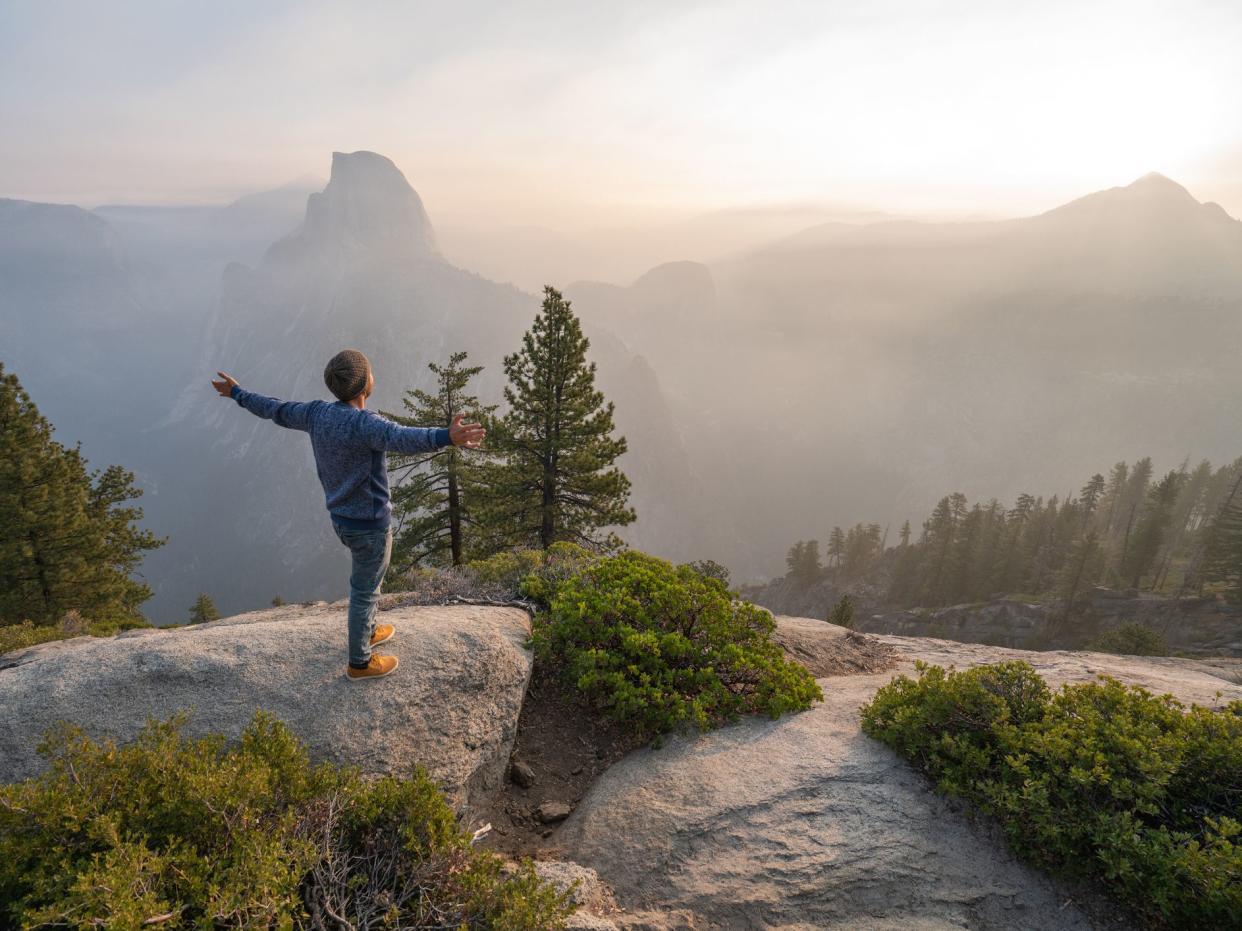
[{"xmin": 782, "ymin": 454, "xmax": 1242, "ymax": 617}]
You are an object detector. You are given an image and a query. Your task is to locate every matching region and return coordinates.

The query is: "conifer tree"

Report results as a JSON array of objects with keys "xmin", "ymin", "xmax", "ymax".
[
  {"xmin": 475, "ymin": 286, "xmax": 635, "ymax": 550},
  {"xmin": 1113, "ymin": 457, "xmax": 1154, "ymax": 580},
  {"xmin": 827, "ymin": 594, "xmax": 855, "ymax": 629},
  {"xmin": 1079, "ymin": 474, "xmax": 1106, "ymax": 526},
  {"xmin": 188, "ymin": 593, "xmax": 220, "ymax": 625},
  {"xmin": 1053, "ymin": 530, "xmax": 1104, "ymax": 635},
  {"xmin": 1123, "ymin": 470, "xmax": 1182, "ymax": 589},
  {"xmin": 1099, "ymin": 462, "xmax": 1129, "ymax": 537},
  {"xmin": 385, "ymin": 352, "xmax": 496, "ymax": 568},
  {"xmin": 1202, "ymin": 469, "xmax": 1242, "ymax": 604},
  {"xmin": 785, "ymin": 540, "xmax": 823, "ymax": 587},
  {"xmin": 0, "ymin": 363, "xmax": 163, "ymax": 626},
  {"xmin": 826, "ymin": 526, "xmax": 846, "ymax": 572}
]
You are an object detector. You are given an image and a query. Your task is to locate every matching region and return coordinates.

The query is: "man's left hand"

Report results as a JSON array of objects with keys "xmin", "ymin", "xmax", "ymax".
[{"xmin": 450, "ymin": 413, "xmax": 486, "ymax": 448}]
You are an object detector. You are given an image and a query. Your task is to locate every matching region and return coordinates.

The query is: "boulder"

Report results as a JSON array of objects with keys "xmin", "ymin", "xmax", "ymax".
[
  {"xmin": 553, "ymin": 618, "xmax": 1242, "ymax": 931},
  {"xmin": 0, "ymin": 602, "xmax": 533, "ymax": 816}
]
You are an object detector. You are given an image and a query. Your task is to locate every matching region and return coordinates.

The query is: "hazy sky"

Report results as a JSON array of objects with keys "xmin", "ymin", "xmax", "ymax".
[{"xmin": 2, "ymin": 0, "xmax": 1240, "ymax": 225}]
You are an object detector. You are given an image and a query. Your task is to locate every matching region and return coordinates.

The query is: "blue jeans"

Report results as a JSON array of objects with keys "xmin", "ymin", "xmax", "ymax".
[{"xmin": 332, "ymin": 524, "xmax": 393, "ymax": 667}]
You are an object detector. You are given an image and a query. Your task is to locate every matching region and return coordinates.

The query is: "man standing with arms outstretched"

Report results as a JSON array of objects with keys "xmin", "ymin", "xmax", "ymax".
[{"xmin": 211, "ymin": 349, "xmax": 486, "ymax": 680}]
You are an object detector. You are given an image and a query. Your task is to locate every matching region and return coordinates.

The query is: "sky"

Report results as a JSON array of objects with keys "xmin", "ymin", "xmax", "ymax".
[{"xmin": 2, "ymin": 0, "xmax": 1240, "ymax": 227}]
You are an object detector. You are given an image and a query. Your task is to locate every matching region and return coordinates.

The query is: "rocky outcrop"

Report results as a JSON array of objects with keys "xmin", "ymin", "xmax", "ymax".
[
  {"xmin": 268, "ymin": 150, "xmax": 439, "ymax": 261},
  {"xmin": 0, "ymin": 602, "xmax": 533, "ymax": 817},
  {"xmin": 551, "ymin": 617, "xmax": 1242, "ymax": 931}
]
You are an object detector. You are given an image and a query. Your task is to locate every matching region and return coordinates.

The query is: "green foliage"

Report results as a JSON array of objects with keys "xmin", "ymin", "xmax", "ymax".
[
  {"xmin": 0, "ymin": 363, "xmax": 164, "ymax": 627},
  {"xmin": 1202, "ymin": 472, "xmax": 1242, "ymax": 604},
  {"xmin": 827, "ymin": 595, "xmax": 855, "ymax": 629},
  {"xmin": 1122, "ymin": 470, "xmax": 1183, "ymax": 590},
  {"xmin": 870, "ymin": 454, "xmax": 1242, "ymax": 611},
  {"xmin": 473, "ymin": 286, "xmax": 635, "ymax": 552},
  {"xmin": 861, "ymin": 661, "xmax": 1242, "ymax": 928},
  {"xmin": 680, "ymin": 558, "xmax": 731, "ymax": 589},
  {"xmin": 1087, "ymin": 622, "xmax": 1169, "ymax": 656},
  {"xmin": 0, "ymin": 615, "xmax": 152, "ymax": 656},
  {"xmin": 468, "ymin": 548, "xmax": 550, "ymax": 590},
  {"xmin": 784, "ymin": 540, "xmax": 823, "ymax": 588},
  {"xmin": 531, "ymin": 550, "xmax": 822, "ymax": 738},
  {"xmin": 187, "ymin": 593, "xmax": 220, "ymax": 625},
  {"xmin": 0, "ymin": 622, "xmax": 65, "ymax": 655},
  {"xmin": 0, "ymin": 713, "xmax": 574, "ymax": 930},
  {"xmin": 515, "ymin": 541, "xmax": 597, "ymax": 606},
  {"xmin": 385, "ymin": 351, "xmax": 498, "ymax": 569}
]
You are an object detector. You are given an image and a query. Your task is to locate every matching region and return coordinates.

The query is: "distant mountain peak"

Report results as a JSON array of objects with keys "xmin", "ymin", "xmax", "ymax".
[
  {"xmin": 1124, "ymin": 171, "xmax": 1195, "ymax": 200},
  {"xmin": 269, "ymin": 151, "xmax": 439, "ymax": 263},
  {"xmin": 1034, "ymin": 169, "xmax": 1233, "ymax": 227}
]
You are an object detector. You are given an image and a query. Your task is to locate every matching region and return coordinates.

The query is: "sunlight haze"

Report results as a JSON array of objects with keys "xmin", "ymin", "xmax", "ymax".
[{"xmin": 3, "ymin": 0, "xmax": 1240, "ymax": 227}]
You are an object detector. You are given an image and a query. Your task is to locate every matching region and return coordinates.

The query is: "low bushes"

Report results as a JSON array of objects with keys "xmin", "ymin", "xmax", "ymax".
[
  {"xmin": 0, "ymin": 614, "xmax": 152, "ymax": 656},
  {"xmin": 860, "ymin": 661, "xmax": 1242, "ymax": 928},
  {"xmin": 1087, "ymin": 621, "xmax": 1169, "ymax": 656},
  {"xmin": 0, "ymin": 713, "xmax": 574, "ymax": 930},
  {"xmin": 529, "ymin": 549, "xmax": 823, "ymax": 738}
]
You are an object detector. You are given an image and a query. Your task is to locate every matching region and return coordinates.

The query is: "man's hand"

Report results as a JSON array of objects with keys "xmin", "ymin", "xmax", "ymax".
[
  {"xmin": 449, "ymin": 413, "xmax": 486, "ymax": 449},
  {"xmin": 211, "ymin": 371, "xmax": 239, "ymax": 398}
]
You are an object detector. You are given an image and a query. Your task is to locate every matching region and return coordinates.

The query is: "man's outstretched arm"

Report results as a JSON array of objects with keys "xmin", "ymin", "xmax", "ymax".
[
  {"xmin": 361, "ymin": 411, "xmax": 486, "ymax": 453},
  {"xmin": 211, "ymin": 371, "xmax": 314, "ymax": 431}
]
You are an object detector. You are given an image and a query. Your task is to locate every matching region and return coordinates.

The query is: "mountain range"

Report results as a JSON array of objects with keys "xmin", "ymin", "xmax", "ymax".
[{"xmin": 2, "ymin": 159, "xmax": 1239, "ymax": 619}]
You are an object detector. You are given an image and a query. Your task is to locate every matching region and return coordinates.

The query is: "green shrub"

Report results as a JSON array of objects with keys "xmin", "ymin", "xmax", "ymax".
[
  {"xmin": 0, "ymin": 713, "xmax": 574, "ymax": 930},
  {"xmin": 861, "ymin": 661, "xmax": 1242, "ymax": 928},
  {"xmin": 0, "ymin": 622, "xmax": 66, "ymax": 655},
  {"xmin": 468, "ymin": 548, "xmax": 548, "ymax": 589},
  {"xmin": 1087, "ymin": 622, "xmax": 1168, "ymax": 656},
  {"xmin": 530, "ymin": 550, "xmax": 823, "ymax": 738},
  {"xmin": 0, "ymin": 615, "xmax": 152, "ymax": 656},
  {"xmin": 516, "ymin": 542, "xmax": 597, "ymax": 606}
]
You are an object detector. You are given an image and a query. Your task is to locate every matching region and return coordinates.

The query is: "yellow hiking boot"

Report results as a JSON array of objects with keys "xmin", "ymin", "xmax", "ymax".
[
  {"xmin": 346, "ymin": 654, "xmax": 399, "ymax": 681},
  {"xmin": 370, "ymin": 623, "xmax": 394, "ymax": 647}
]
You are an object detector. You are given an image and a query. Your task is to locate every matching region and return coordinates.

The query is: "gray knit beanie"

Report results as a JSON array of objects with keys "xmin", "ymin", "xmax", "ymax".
[{"xmin": 324, "ymin": 349, "xmax": 371, "ymax": 402}]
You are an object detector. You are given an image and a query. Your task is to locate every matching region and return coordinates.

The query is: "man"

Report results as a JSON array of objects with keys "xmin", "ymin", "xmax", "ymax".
[{"xmin": 211, "ymin": 349, "xmax": 485, "ymax": 680}]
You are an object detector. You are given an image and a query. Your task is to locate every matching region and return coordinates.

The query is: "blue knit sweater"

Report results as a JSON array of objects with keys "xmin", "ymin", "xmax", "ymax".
[{"xmin": 230, "ymin": 385, "xmax": 451, "ymax": 531}]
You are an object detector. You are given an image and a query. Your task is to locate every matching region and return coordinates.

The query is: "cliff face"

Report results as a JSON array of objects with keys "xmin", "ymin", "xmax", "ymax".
[{"xmin": 266, "ymin": 151, "xmax": 439, "ymax": 264}]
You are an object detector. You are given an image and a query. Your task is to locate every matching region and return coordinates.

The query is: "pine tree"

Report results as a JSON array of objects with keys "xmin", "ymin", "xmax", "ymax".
[
  {"xmin": 1079, "ymin": 474, "xmax": 1106, "ymax": 525},
  {"xmin": 1113, "ymin": 457, "xmax": 1154, "ymax": 582},
  {"xmin": 827, "ymin": 594, "xmax": 855, "ymax": 629},
  {"xmin": 188, "ymin": 593, "xmax": 220, "ymax": 625},
  {"xmin": 385, "ymin": 352, "xmax": 497, "ymax": 568},
  {"xmin": 785, "ymin": 540, "xmax": 823, "ymax": 587},
  {"xmin": 826, "ymin": 526, "xmax": 846, "ymax": 572},
  {"xmin": 0, "ymin": 363, "xmax": 163, "ymax": 626},
  {"xmin": 1099, "ymin": 462, "xmax": 1129, "ymax": 537},
  {"xmin": 1202, "ymin": 469, "xmax": 1242, "ymax": 604},
  {"xmin": 475, "ymin": 286, "xmax": 635, "ymax": 550},
  {"xmin": 1123, "ymin": 470, "xmax": 1182, "ymax": 589},
  {"xmin": 1052, "ymin": 530, "xmax": 1104, "ymax": 636}
]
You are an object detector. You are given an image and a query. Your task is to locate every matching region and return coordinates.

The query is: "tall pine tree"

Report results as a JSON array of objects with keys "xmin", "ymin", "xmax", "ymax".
[
  {"xmin": 1123, "ymin": 470, "xmax": 1182, "ymax": 589},
  {"xmin": 0, "ymin": 363, "xmax": 163, "ymax": 625},
  {"xmin": 385, "ymin": 352, "xmax": 496, "ymax": 568},
  {"xmin": 1202, "ymin": 468, "xmax": 1242, "ymax": 604},
  {"xmin": 476, "ymin": 286, "xmax": 635, "ymax": 551}
]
